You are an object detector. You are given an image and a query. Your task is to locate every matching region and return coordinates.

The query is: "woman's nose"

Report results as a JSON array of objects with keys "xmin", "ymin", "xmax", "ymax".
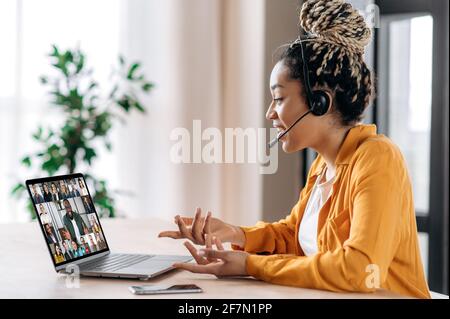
[{"xmin": 266, "ymin": 103, "xmax": 278, "ymax": 121}]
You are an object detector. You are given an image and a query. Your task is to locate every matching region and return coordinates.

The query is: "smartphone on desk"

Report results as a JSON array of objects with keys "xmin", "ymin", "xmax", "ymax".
[{"xmin": 129, "ymin": 284, "xmax": 203, "ymax": 295}]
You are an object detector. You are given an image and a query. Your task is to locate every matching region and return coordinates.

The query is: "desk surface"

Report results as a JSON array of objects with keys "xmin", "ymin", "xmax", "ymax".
[{"xmin": 0, "ymin": 218, "xmax": 406, "ymax": 299}]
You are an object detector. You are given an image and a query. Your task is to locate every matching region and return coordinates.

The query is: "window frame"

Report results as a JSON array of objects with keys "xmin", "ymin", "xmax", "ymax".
[{"xmin": 373, "ymin": 0, "xmax": 448, "ymax": 294}]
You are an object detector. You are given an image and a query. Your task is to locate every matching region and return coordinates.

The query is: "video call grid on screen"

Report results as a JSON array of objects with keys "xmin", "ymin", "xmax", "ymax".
[{"xmin": 27, "ymin": 174, "xmax": 109, "ymax": 266}]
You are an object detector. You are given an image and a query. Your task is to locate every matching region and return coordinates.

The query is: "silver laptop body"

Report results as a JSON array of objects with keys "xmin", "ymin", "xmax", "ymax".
[
  {"xmin": 26, "ymin": 173, "xmax": 192, "ymax": 280},
  {"xmin": 60, "ymin": 252, "xmax": 192, "ymax": 280}
]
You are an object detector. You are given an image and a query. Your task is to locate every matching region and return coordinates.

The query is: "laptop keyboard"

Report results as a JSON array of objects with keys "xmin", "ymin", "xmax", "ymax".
[{"xmin": 81, "ymin": 253, "xmax": 155, "ymax": 272}]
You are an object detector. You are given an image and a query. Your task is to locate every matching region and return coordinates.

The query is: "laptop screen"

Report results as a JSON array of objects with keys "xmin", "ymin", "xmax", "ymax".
[{"xmin": 26, "ymin": 174, "xmax": 109, "ymax": 267}]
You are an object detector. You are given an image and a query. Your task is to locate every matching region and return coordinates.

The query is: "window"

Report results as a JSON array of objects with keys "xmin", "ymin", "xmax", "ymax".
[
  {"xmin": 386, "ymin": 15, "xmax": 433, "ymax": 214},
  {"xmin": 375, "ymin": 0, "xmax": 448, "ymax": 294},
  {"xmin": 0, "ymin": 0, "xmax": 121, "ymax": 222}
]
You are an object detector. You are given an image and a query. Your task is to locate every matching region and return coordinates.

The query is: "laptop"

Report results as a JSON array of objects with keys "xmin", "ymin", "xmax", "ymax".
[{"xmin": 26, "ymin": 173, "xmax": 192, "ymax": 280}]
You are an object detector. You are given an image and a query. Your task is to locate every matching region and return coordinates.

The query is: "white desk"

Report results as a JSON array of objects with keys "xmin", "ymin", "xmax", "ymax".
[{"xmin": 0, "ymin": 218, "xmax": 407, "ymax": 299}]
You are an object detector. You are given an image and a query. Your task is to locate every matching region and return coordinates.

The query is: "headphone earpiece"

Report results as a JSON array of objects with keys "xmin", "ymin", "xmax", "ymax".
[
  {"xmin": 310, "ymin": 90, "xmax": 330, "ymax": 116},
  {"xmin": 296, "ymin": 37, "xmax": 330, "ymax": 117}
]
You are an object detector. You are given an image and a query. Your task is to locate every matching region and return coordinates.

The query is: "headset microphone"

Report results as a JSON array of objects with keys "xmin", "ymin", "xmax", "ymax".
[
  {"xmin": 267, "ymin": 35, "xmax": 330, "ymax": 149},
  {"xmin": 268, "ymin": 110, "xmax": 311, "ymax": 148}
]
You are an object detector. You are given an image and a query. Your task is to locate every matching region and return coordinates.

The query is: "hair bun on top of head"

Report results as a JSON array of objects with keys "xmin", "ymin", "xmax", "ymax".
[{"xmin": 299, "ymin": 0, "xmax": 371, "ymax": 55}]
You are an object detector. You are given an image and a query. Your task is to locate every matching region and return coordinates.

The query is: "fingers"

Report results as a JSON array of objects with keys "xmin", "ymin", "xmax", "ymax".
[
  {"xmin": 159, "ymin": 210, "xmax": 214, "ymax": 245},
  {"xmin": 199, "ymin": 248, "xmax": 229, "ymax": 261},
  {"xmin": 172, "ymin": 262, "xmax": 219, "ymax": 275},
  {"xmin": 204, "ymin": 233, "xmax": 217, "ymax": 263},
  {"xmin": 214, "ymin": 236, "xmax": 224, "ymax": 250},
  {"xmin": 183, "ymin": 241, "xmax": 208, "ymax": 265},
  {"xmin": 174, "ymin": 215, "xmax": 193, "ymax": 226},
  {"xmin": 203, "ymin": 211, "xmax": 212, "ymax": 236},
  {"xmin": 175, "ymin": 215, "xmax": 194, "ymax": 241},
  {"xmin": 181, "ymin": 217, "xmax": 193, "ymax": 226},
  {"xmin": 204, "ymin": 212, "xmax": 215, "ymax": 262},
  {"xmin": 191, "ymin": 208, "xmax": 205, "ymax": 244},
  {"xmin": 205, "ymin": 233, "xmax": 212, "ymax": 249},
  {"xmin": 158, "ymin": 231, "xmax": 182, "ymax": 239}
]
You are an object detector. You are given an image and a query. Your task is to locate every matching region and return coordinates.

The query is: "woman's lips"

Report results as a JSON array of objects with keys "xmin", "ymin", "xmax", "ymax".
[
  {"xmin": 274, "ymin": 126, "xmax": 286, "ymax": 133},
  {"xmin": 274, "ymin": 127, "xmax": 287, "ymax": 141}
]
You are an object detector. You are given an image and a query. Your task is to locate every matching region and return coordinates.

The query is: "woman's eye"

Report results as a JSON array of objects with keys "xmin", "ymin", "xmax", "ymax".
[{"xmin": 274, "ymin": 98, "xmax": 283, "ymax": 105}]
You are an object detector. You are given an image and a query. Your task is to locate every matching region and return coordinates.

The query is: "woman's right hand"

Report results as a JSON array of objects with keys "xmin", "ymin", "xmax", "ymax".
[{"xmin": 158, "ymin": 208, "xmax": 246, "ymax": 247}]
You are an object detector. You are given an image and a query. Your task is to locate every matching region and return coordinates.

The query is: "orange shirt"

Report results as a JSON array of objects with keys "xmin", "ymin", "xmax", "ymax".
[{"xmin": 235, "ymin": 124, "xmax": 430, "ymax": 298}]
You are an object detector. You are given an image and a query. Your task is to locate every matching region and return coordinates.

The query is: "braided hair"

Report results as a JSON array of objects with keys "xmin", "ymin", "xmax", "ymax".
[{"xmin": 279, "ymin": 0, "xmax": 374, "ymax": 125}]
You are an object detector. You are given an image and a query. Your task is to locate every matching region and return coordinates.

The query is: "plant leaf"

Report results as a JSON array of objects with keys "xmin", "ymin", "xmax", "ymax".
[
  {"xmin": 88, "ymin": 82, "xmax": 97, "ymax": 91},
  {"xmin": 133, "ymin": 101, "xmax": 145, "ymax": 113},
  {"xmin": 40, "ymin": 76, "xmax": 48, "ymax": 84},
  {"xmin": 75, "ymin": 52, "xmax": 85, "ymax": 74},
  {"xmin": 119, "ymin": 55, "xmax": 125, "ymax": 66},
  {"xmin": 11, "ymin": 183, "xmax": 25, "ymax": 196},
  {"xmin": 117, "ymin": 96, "xmax": 131, "ymax": 112},
  {"xmin": 142, "ymin": 82, "xmax": 154, "ymax": 92},
  {"xmin": 83, "ymin": 147, "xmax": 97, "ymax": 165},
  {"xmin": 21, "ymin": 156, "xmax": 32, "ymax": 167},
  {"xmin": 33, "ymin": 127, "xmax": 43, "ymax": 140},
  {"xmin": 108, "ymin": 84, "xmax": 119, "ymax": 99},
  {"xmin": 127, "ymin": 63, "xmax": 140, "ymax": 80},
  {"xmin": 50, "ymin": 44, "xmax": 59, "ymax": 57}
]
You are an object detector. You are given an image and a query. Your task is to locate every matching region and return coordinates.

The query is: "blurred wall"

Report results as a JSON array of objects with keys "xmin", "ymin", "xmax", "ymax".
[
  {"xmin": 116, "ymin": 0, "xmax": 266, "ymax": 226},
  {"xmin": 261, "ymin": 0, "xmax": 302, "ymax": 222}
]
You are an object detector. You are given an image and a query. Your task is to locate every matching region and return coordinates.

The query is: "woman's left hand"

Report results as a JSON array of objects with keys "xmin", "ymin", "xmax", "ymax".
[{"xmin": 173, "ymin": 235, "xmax": 250, "ymax": 277}]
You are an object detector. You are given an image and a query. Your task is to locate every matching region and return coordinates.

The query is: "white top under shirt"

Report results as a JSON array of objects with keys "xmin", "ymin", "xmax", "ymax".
[{"xmin": 298, "ymin": 167, "xmax": 335, "ymax": 256}]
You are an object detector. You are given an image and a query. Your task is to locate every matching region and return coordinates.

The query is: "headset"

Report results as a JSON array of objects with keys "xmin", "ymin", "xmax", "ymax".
[
  {"xmin": 298, "ymin": 37, "xmax": 330, "ymax": 116},
  {"xmin": 268, "ymin": 36, "xmax": 330, "ymax": 148}
]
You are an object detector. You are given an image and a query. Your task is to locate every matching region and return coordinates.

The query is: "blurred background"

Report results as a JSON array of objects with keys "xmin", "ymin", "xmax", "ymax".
[{"xmin": 0, "ymin": 0, "xmax": 448, "ymax": 294}]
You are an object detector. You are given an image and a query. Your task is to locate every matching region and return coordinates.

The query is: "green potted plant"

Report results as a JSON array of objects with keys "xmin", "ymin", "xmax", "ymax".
[{"xmin": 12, "ymin": 45, "xmax": 154, "ymax": 219}]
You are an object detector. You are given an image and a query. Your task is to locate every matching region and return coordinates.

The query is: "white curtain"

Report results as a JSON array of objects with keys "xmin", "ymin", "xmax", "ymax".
[
  {"xmin": 115, "ymin": 0, "xmax": 265, "ymax": 225},
  {"xmin": 0, "ymin": 0, "xmax": 266, "ymax": 226}
]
